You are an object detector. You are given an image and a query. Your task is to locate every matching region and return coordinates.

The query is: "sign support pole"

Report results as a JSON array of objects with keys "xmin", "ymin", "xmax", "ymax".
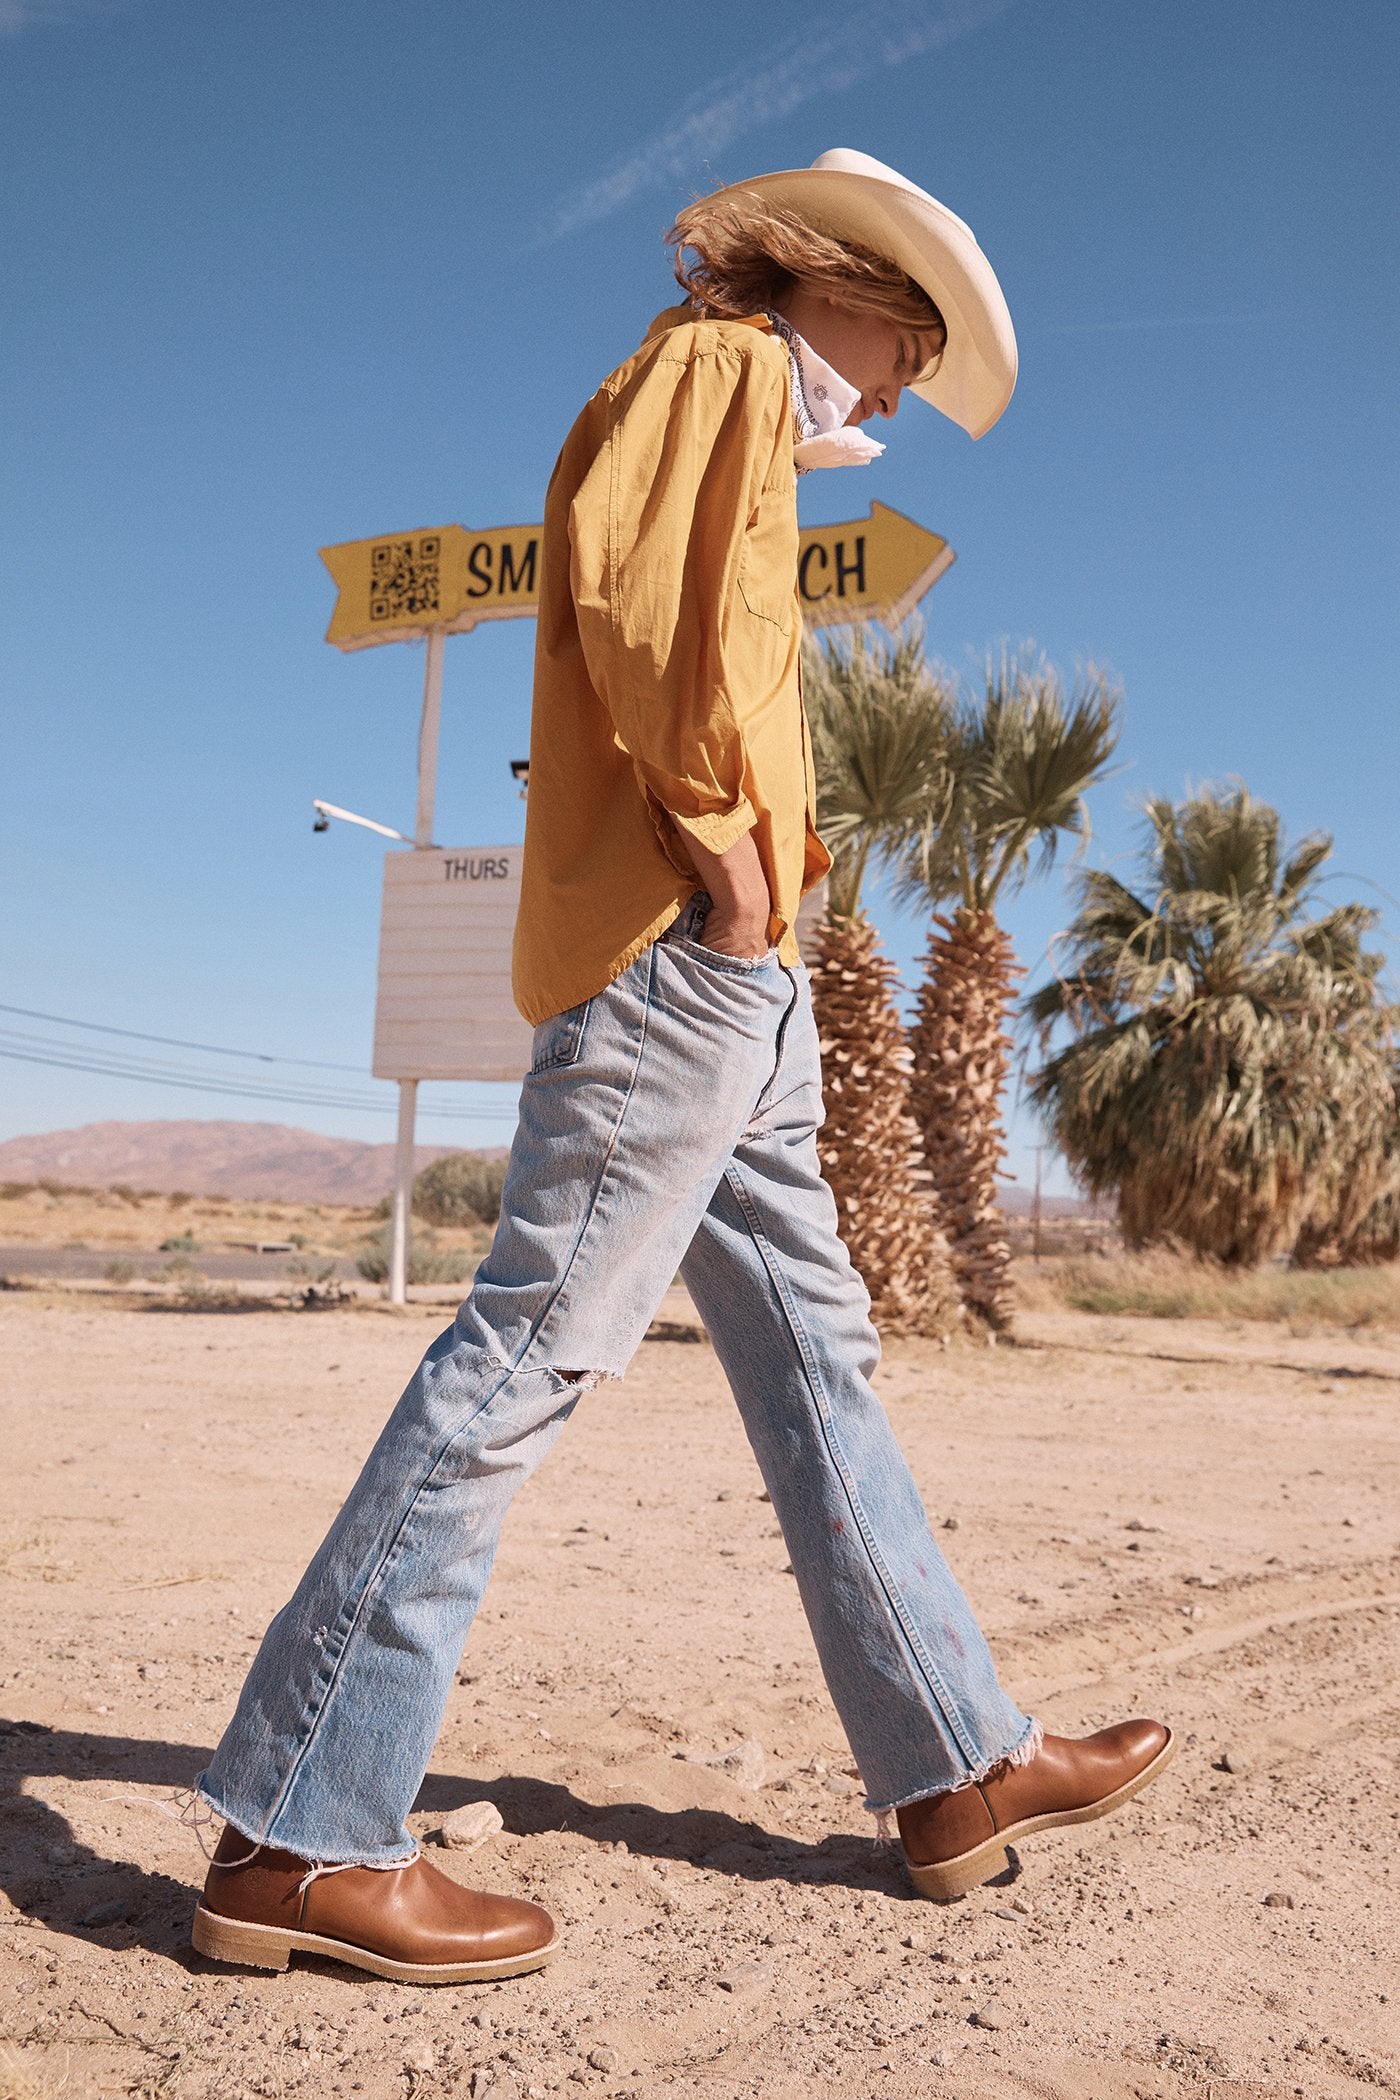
[
  {"xmin": 414, "ymin": 628, "xmax": 445, "ymax": 848},
  {"xmin": 387, "ymin": 628, "xmax": 448, "ymax": 1305},
  {"xmin": 388, "ymin": 1077, "xmax": 418, "ymax": 1305}
]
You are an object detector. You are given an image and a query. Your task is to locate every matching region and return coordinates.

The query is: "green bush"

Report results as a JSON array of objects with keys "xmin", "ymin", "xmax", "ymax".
[
  {"xmin": 412, "ymin": 1151, "xmax": 507, "ymax": 1227},
  {"xmin": 354, "ymin": 1224, "xmax": 471, "ymax": 1287}
]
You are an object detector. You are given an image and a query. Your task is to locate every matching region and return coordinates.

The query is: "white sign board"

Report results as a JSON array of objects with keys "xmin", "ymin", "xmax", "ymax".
[
  {"xmin": 373, "ymin": 848, "xmax": 831, "ymax": 1087},
  {"xmin": 373, "ymin": 846, "xmax": 534, "ymax": 1082}
]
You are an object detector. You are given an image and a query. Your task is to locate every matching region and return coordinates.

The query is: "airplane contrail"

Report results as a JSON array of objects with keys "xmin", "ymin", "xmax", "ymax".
[{"xmin": 540, "ymin": 0, "xmax": 1017, "ymax": 242}]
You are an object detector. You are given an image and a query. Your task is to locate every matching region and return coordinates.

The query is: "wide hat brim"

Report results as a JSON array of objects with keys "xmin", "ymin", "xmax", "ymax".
[{"xmin": 699, "ymin": 148, "xmax": 1017, "ymax": 439}]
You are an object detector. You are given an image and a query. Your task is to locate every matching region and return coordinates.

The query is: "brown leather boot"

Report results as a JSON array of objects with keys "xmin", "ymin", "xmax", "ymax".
[
  {"xmin": 191, "ymin": 1822, "xmax": 560, "ymax": 1983},
  {"xmin": 896, "ymin": 1719, "xmax": 1175, "ymax": 1900}
]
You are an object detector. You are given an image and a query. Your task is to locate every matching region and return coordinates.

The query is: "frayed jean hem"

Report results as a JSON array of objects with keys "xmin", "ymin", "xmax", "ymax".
[
  {"xmin": 864, "ymin": 1714, "xmax": 1044, "ymax": 1819},
  {"xmin": 193, "ymin": 1782, "xmax": 420, "ymax": 1872}
]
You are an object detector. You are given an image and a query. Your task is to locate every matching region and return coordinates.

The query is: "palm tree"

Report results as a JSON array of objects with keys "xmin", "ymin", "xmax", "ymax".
[
  {"xmin": 897, "ymin": 650, "xmax": 1122, "ymax": 1328},
  {"xmin": 802, "ymin": 627, "xmax": 962, "ymax": 1337},
  {"xmin": 1025, "ymin": 786, "xmax": 1397, "ymax": 1266},
  {"xmin": 1295, "ymin": 1055, "xmax": 1400, "ymax": 1266}
]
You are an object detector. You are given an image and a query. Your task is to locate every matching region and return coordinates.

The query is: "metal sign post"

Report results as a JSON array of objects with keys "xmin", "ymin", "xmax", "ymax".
[
  {"xmin": 383, "ymin": 629, "xmax": 447, "ymax": 1304},
  {"xmin": 317, "ymin": 501, "xmax": 957, "ymax": 1303}
]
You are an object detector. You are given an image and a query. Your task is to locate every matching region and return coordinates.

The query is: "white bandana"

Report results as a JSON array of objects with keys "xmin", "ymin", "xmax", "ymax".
[{"xmin": 766, "ymin": 310, "xmax": 886, "ymax": 474}]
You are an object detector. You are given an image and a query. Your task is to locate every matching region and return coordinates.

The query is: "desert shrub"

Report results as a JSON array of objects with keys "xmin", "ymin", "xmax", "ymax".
[
  {"xmin": 412, "ymin": 1152, "xmax": 507, "ymax": 1227},
  {"xmin": 354, "ymin": 1225, "xmax": 471, "ymax": 1287},
  {"xmin": 103, "ymin": 1258, "xmax": 138, "ymax": 1284},
  {"xmin": 1017, "ymin": 1246, "xmax": 1400, "ymax": 1329},
  {"xmin": 159, "ymin": 1233, "xmax": 200, "ymax": 1253}
]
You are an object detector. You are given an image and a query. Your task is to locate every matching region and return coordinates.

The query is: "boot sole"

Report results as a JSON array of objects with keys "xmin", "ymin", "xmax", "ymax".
[
  {"xmin": 904, "ymin": 1728, "xmax": 1178, "ymax": 1901},
  {"xmin": 190, "ymin": 1903, "xmax": 561, "ymax": 1984}
]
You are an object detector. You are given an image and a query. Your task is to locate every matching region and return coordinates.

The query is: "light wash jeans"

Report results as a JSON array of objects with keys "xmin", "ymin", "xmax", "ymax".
[{"xmin": 198, "ymin": 897, "xmax": 1036, "ymax": 1863}]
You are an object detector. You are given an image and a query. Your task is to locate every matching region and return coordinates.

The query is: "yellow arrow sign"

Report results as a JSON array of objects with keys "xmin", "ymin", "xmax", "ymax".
[
  {"xmin": 795, "ymin": 502, "xmax": 954, "ymax": 629},
  {"xmin": 321, "ymin": 502, "xmax": 952, "ymax": 651}
]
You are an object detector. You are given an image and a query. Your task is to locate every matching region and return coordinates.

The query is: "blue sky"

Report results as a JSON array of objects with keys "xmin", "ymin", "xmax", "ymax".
[{"xmin": 2, "ymin": 0, "xmax": 1397, "ymax": 1193}]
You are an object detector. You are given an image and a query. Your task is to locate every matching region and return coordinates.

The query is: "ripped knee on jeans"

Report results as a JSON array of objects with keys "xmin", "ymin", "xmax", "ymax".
[{"xmin": 547, "ymin": 1366, "xmax": 607, "ymax": 1393}]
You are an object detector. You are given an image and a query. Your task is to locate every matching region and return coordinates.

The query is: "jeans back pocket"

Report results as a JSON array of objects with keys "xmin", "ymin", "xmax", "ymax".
[{"xmin": 529, "ymin": 997, "xmax": 592, "ymax": 1074}]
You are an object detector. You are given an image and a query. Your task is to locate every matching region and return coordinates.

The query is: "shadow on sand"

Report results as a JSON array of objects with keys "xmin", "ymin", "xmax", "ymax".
[{"xmin": 2, "ymin": 1717, "xmax": 1007, "ymax": 1967}]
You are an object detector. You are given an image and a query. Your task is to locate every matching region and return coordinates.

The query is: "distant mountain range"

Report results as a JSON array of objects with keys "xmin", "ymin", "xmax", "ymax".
[
  {"xmin": 0, "ymin": 1120, "xmax": 485, "ymax": 1206},
  {"xmin": 0, "ymin": 1118, "xmax": 1108, "ymax": 1218}
]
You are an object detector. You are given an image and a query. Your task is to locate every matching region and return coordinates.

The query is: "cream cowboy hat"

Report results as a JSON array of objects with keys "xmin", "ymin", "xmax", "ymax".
[{"xmin": 702, "ymin": 147, "xmax": 1017, "ymax": 439}]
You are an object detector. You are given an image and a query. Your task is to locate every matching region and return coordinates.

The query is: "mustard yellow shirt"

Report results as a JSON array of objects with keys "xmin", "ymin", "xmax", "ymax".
[{"xmin": 511, "ymin": 306, "xmax": 831, "ymax": 1026}]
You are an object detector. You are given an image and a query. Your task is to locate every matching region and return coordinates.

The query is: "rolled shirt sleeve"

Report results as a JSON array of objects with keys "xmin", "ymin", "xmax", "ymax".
[{"xmin": 568, "ymin": 334, "xmax": 789, "ymax": 863}]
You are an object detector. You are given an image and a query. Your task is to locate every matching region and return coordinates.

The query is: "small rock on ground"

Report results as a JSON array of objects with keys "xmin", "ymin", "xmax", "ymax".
[
  {"xmin": 715, "ymin": 1960, "xmax": 774, "ymax": 1995},
  {"xmin": 436, "ymin": 1800, "xmax": 505, "ymax": 1852},
  {"xmin": 683, "ymin": 1737, "xmax": 766, "ymax": 1790}
]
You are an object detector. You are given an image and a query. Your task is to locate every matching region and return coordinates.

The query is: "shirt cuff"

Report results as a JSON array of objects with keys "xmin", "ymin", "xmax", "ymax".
[{"xmin": 667, "ymin": 798, "xmax": 758, "ymax": 856}]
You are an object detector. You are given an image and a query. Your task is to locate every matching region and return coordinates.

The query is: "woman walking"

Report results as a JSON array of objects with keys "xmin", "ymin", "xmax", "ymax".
[{"xmin": 189, "ymin": 149, "xmax": 1174, "ymax": 1985}]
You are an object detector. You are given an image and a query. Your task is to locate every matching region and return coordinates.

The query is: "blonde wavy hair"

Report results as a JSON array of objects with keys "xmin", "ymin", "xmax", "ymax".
[{"xmin": 667, "ymin": 193, "xmax": 946, "ymax": 375}]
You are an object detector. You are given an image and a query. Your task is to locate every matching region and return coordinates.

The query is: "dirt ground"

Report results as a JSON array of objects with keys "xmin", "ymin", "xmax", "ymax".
[{"xmin": 0, "ymin": 1288, "xmax": 1396, "ymax": 2100}]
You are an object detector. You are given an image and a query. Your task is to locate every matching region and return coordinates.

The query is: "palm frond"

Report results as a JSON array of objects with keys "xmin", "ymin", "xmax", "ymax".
[
  {"xmin": 801, "ymin": 624, "xmax": 953, "ymax": 922},
  {"xmin": 894, "ymin": 648, "xmax": 1122, "ymax": 914}
]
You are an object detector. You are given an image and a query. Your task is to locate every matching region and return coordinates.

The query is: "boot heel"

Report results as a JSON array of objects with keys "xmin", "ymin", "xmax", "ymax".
[
  {"xmin": 192, "ymin": 1904, "xmax": 294, "ymax": 1972},
  {"xmin": 905, "ymin": 1842, "xmax": 1008, "ymax": 1902}
]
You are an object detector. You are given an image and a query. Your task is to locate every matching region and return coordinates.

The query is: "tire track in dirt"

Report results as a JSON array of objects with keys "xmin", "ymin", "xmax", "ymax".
[{"xmin": 1020, "ymin": 1583, "xmax": 1400, "ymax": 1705}]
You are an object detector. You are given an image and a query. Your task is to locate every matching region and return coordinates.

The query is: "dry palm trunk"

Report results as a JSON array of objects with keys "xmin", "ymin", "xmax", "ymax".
[
  {"xmin": 809, "ymin": 915, "xmax": 962, "ymax": 1338},
  {"xmin": 908, "ymin": 908, "xmax": 1022, "ymax": 1329}
]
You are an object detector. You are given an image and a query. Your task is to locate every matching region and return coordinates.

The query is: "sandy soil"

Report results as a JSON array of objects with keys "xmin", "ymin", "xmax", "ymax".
[{"xmin": 0, "ymin": 1290, "xmax": 1396, "ymax": 2100}]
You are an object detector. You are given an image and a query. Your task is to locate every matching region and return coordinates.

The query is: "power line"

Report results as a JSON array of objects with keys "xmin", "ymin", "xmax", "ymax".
[
  {"xmin": 0, "ymin": 1040, "xmax": 519, "ymax": 1124},
  {"xmin": 0, "ymin": 1022, "xmax": 405, "ymax": 1107},
  {"xmin": 0, "ymin": 1003, "xmax": 521, "ymax": 1118},
  {"xmin": 0, "ymin": 1001, "xmax": 369, "ymax": 1074}
]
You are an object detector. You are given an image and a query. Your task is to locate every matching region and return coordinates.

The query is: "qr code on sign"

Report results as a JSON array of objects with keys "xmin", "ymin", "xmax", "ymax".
[{"xmin": 370, "ymin": 535, "xmax": 441, "ymax": 622}]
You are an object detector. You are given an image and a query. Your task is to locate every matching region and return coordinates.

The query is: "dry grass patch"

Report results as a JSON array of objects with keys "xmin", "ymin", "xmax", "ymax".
[
  {"xmin": 0, "ymin": 1179, "xmax": 385, "ymax": 1253},
  {"xmin": 1015, "ymin": 1245, "xmax": 1400, "ymax": 1330},
  {"xmin": 0, "ymin": 1181, "xmax": 490, "ymax": 1264}
]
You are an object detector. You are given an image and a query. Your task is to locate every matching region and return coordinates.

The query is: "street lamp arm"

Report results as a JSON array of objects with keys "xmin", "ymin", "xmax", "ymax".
[{"xmin": 313, "ymin": 800, "xmax": 431, "ymax": 847}]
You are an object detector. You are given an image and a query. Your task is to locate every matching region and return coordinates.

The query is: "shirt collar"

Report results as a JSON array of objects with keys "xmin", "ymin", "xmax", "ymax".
[{"xmin": 763, "ymin": 310, "xmax": 887, "ymax": 473}]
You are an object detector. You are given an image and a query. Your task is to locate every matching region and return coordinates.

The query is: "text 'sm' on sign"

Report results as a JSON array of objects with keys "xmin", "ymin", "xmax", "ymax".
[
  {"xmin": 320, "ymin": 524, "xmax": 544, "ymax": 651},
  {"xmin": 321, "ymin": 502, "xmax": 951, "ymax": 651}
]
